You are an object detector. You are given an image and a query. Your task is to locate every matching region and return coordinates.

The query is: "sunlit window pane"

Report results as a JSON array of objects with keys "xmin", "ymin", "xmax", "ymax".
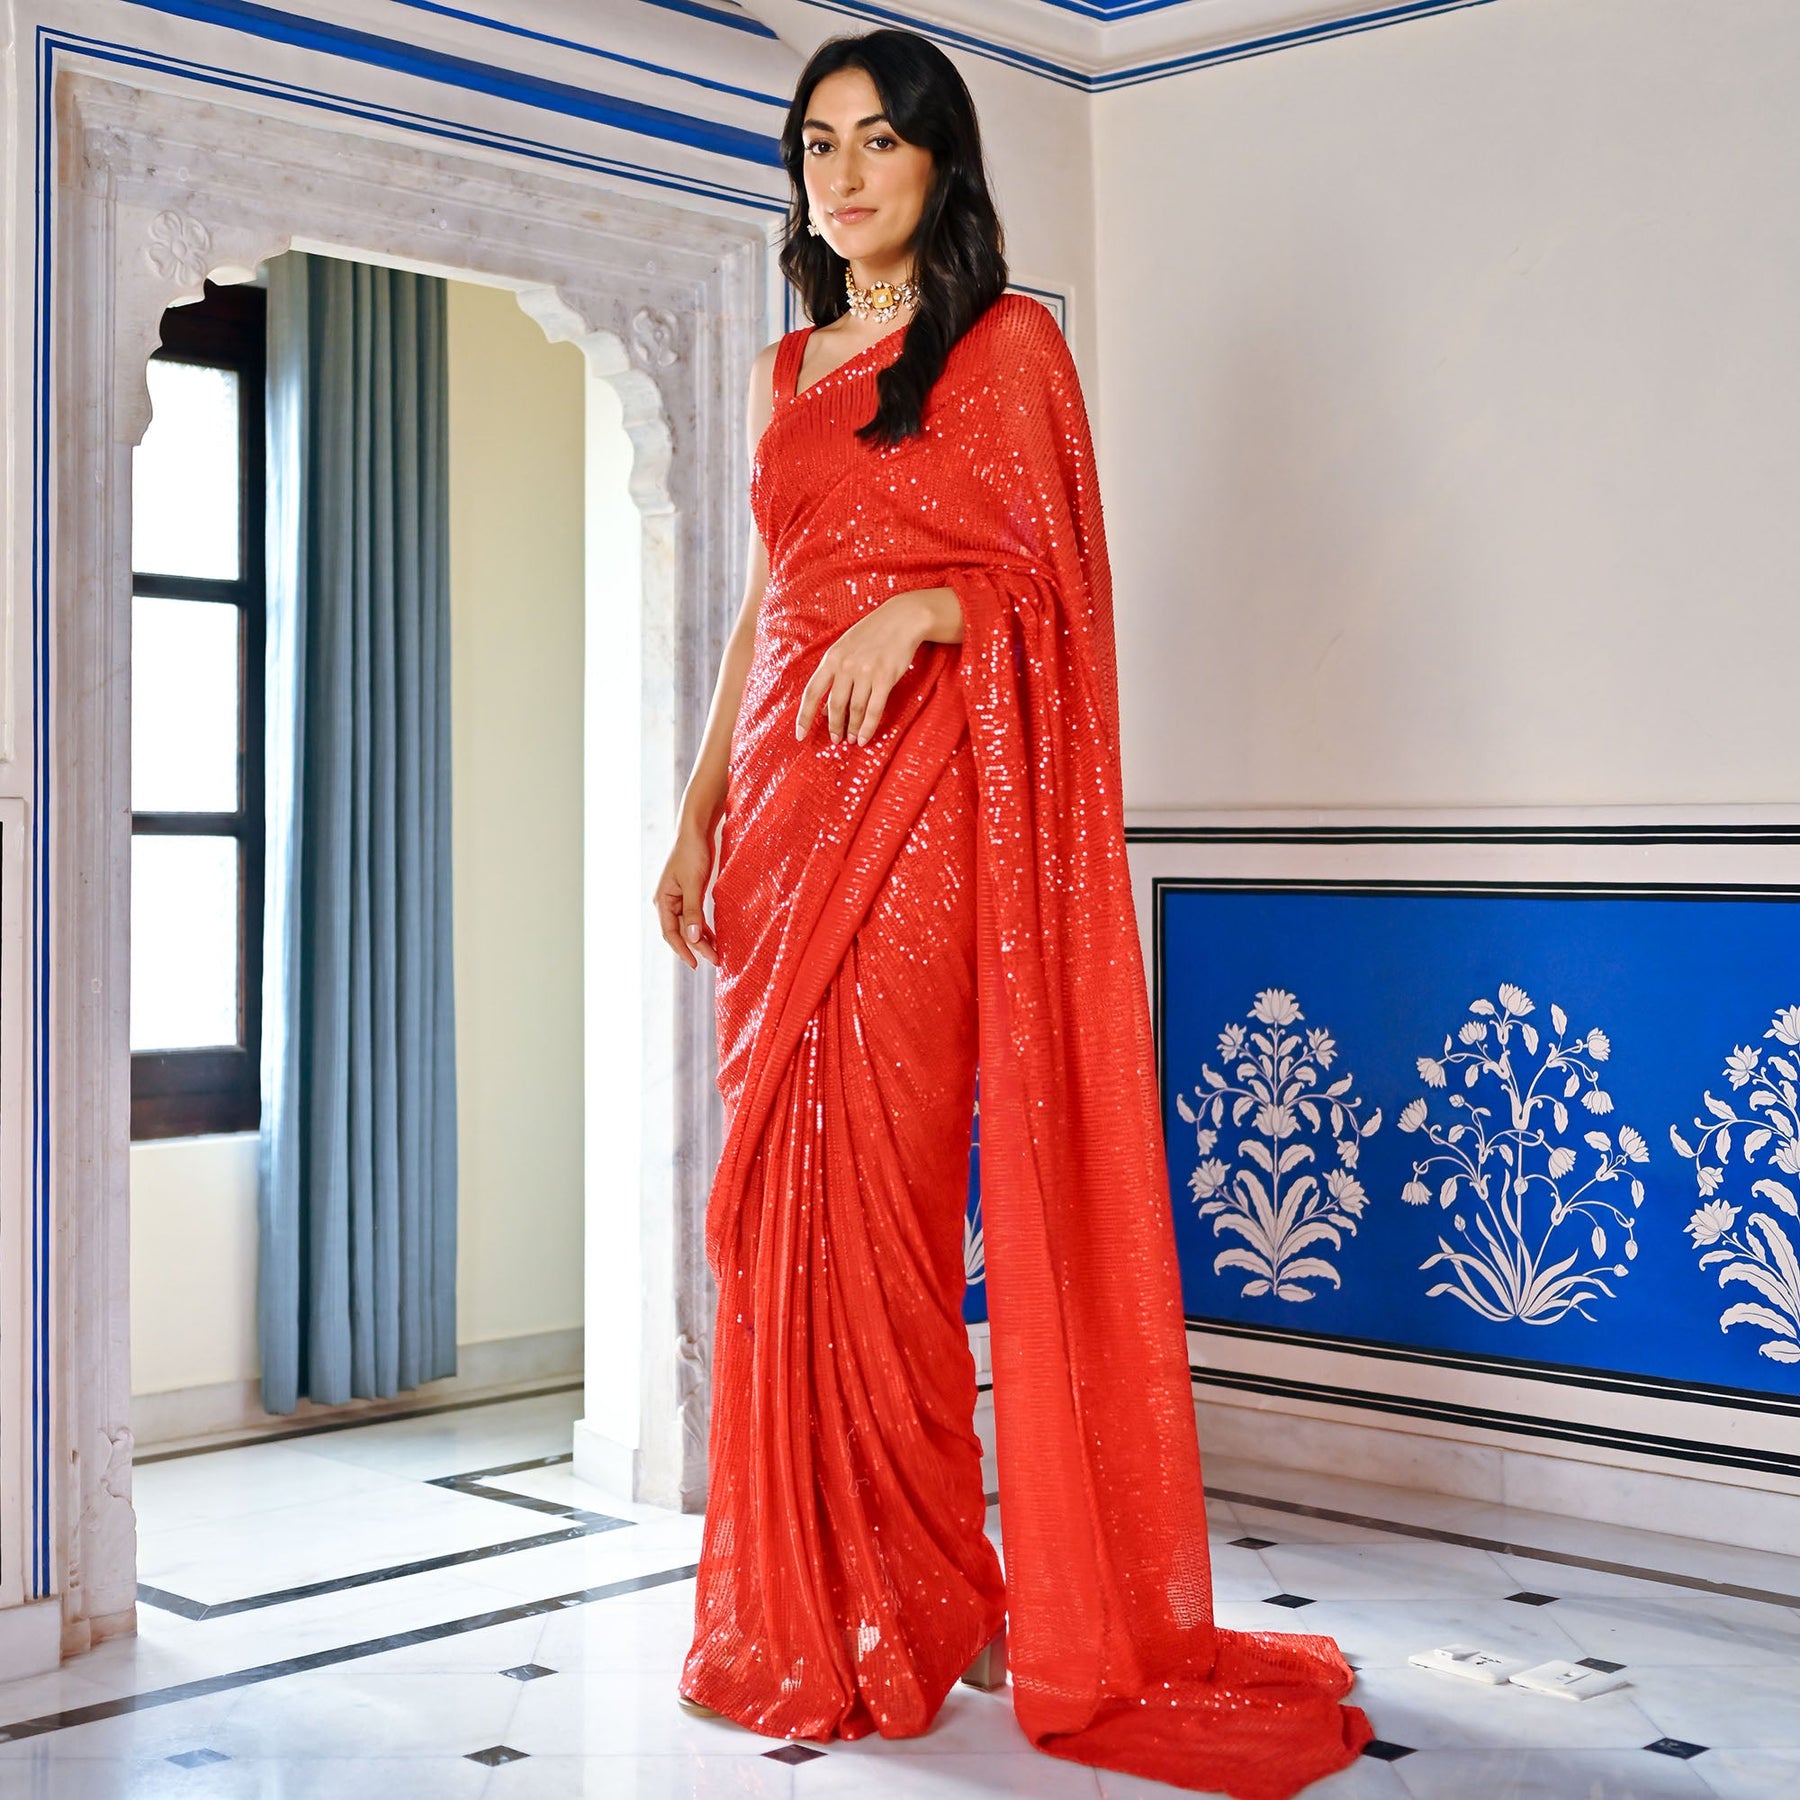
[
  {"xmin": 131, "ymin": 836, "xmax": 240, "ymax": 1050},
  {"xmin": 132, "ymin": 596, "xmax": 240, "ymax": 812},
  {"xmin": 132, "ymin": 359, "xmax": 241, "ymax": 580}
]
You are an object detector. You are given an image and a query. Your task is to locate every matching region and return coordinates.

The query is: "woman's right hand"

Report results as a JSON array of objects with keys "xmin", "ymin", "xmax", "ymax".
[{"xmin": 654, "ymin": 823, "xmax": 720, "ymax": 969}]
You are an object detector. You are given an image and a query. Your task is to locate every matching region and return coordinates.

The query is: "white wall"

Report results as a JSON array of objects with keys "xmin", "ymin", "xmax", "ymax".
[
  {"xmin": 445, "ymin": 278, "xmax": 588, "ymax": 1351},
  {"xmin": 579, "ymin": 357, "xmax": 646, "ymax": 1457},
  {"xmin": 126, "ymin": 272, "xmax": 589, "ymax": 1402},
  {"xmin": 1094, "ymin": 0, "xmax": 1800, "ymax": 812},
  {"xmin": 128, "ymin": 1135, "xmax": 262, "ymax": 1397}
]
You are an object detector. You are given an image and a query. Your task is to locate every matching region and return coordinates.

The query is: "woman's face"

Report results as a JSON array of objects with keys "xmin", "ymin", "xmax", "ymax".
[{"xmin": 800, "ymin": 66, "xmax": 934, "ymax": 276}]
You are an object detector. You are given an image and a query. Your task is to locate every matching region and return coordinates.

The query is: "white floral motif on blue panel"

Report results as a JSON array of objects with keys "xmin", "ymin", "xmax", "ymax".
[
  {"xmin": 1156, "ymin": 887, "xmax": 1800, "ymax": 1394},
  {"xmin": 1673, "ymin": 1007, "xmax": 1800, "ymax": 1366},
  {"xmin": 1401, "ymin": 984, "xmax": 1650, "ymax": 1324},
  {"xmin": 1176, "ymin": 988, "xmax": 1381, "ymax": 1302},
  {"xmin": 963, "ymin": 1075, "xmax": 985, "ymax": 1322}
]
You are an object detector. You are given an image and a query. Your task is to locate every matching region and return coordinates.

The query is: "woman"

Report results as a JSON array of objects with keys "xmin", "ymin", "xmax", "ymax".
[{"xmin": 652, "ymin": 28, "xmax": 1372, "ymax": 1799}]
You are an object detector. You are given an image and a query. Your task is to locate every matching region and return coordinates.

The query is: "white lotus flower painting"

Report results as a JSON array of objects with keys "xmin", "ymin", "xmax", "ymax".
[
  {"xmin": 1400, "ymin": 985, "xmax": 1649, "ymax": 1324},
  {"xmin": 1671, "ymin": 1008, "xmax": 1800, "ymax": 1366},
  {"xmin": 1176, "ymin": 988, "xmax": 1381, "ymax": 1301}
]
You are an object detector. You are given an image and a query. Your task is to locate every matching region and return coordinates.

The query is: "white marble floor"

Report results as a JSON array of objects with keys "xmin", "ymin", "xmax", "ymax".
[{"xmin": 1, "ymin": 1388, "xmax": 1796, "ymax": 1797}]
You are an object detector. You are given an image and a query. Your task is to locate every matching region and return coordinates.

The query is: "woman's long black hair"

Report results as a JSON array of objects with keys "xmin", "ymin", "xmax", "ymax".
[{"xmin": 779, "ymin": 29, "xmax": 1008, "ymax": 446}]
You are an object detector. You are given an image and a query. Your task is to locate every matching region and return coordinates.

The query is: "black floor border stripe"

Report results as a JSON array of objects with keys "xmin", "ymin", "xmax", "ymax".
[
  {"xmin": 136, "ymin": 1519, "xmax": 626, "ymax": 1620},
  {"xmin": 1215, "ymin": 1488, "xmax": 1800, "ymax": 1612},
  {"xmin": 426, "ymin": 1451, "xmax": 577, "ymax": 1489},
  {"xmin": 132, "ymin": 1381, "xmax": 586, "ymax": 1466},
  {"xmin": 0, "ymin": 1564, "xmax": 700, "ymax": 1744},
  {"xmin": 136, "ymin": 1451, "xmax": 634, "ymax": 1619}
]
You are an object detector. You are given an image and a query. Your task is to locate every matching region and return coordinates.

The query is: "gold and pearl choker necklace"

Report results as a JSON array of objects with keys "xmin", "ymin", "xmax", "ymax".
[{"xmin": 844, "ymin": 266, "xmax": 921, "ymax": 324}]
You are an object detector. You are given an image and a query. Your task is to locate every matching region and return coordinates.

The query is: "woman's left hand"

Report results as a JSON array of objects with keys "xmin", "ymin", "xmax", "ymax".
[{"xmin": 796, "ymin": 586, "xmax": 963, "ymax": 746}]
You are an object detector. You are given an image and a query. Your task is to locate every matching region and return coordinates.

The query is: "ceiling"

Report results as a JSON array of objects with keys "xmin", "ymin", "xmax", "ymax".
[{"xmin": 738, "ymin": 0, "xmax": 1496, "ymax": 89}]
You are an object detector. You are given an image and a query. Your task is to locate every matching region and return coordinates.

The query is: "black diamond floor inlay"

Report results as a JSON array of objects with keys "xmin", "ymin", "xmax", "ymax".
[
  {"xmin": 1645, "ymin": 1738, "xmax": 1709, "ymax": 1760},
  {"xmin": 1579, "ymin": 1656, "xmax": 1626, "ymax": 1673},
  {"xmin": 166, "ymin": 1748, "xmax": 229, "ymax": 1768},
  {"xmin": 1504, "ymin": 1590, "xmax": 1559, "ymax": 1606},
  {"xmin": 499, "ymin": 1663, "xmax": 557, "ymax": 1682},
  {"xmin": 1361, "ymin": 1739, "xmax": 1416, "ymax": 1762},
  {"xmin": 466, "ymin": 1745, "xmax": 530, "ymax": 1766},
  {"xmin": 1263, "ymin": 1593, "xmax": 1315, "ymax": 1609},
  {"xmin": 765, "ymin": 1744, "xmax": 827, "ymax": 1764},
  {"xmin": 1229, "ymin": 1536, "xmax": 1277, "ymax": 1550}
]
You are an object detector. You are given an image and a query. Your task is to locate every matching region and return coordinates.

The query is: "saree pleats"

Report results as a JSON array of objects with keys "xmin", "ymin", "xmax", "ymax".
[
  {"xmin": 683, "ymin": 296, "xmax": 1371, "ymax": 1797},
  {"xmin": 688, "ymin": 665, "xmax": 1005, "ymax": 1739}
]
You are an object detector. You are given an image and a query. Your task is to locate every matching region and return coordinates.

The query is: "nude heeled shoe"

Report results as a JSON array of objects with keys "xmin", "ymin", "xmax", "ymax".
[
  {"xmin": 675, "ymin": 1690, "xmax": 722, "ymax": 1719},
  {"xmin": 961, "ymin": 1624, "xmax": 1008, "ymax": 1692}
]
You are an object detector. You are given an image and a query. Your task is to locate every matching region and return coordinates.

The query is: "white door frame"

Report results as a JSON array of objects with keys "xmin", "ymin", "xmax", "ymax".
[{"xmin": 41, "ymin": 64, "xmax": 763, "ymax": 1654}]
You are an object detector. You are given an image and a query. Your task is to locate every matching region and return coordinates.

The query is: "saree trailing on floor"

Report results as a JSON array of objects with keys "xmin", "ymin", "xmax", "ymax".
[{"xmin": 681, "ymin": 293, "xmax": 1372, "ymax": 1799}]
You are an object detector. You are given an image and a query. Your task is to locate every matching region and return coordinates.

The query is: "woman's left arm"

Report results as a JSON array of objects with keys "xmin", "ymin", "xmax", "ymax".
[{"xmin": 795, "ymin": 585, "xmax": 963, "ymax": 746}]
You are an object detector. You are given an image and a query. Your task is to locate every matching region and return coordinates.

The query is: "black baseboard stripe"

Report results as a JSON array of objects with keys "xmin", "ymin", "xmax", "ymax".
[
  {"xmin": 1192, "ymin": 1367, "xmax": 1800, "ymax": 1481},
  {"xmin": 133, "ymin": 1381, "xmax": 586, "ymax": 1465}
]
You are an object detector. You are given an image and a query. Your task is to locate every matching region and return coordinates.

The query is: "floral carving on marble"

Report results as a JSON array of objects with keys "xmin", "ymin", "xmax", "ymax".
[{"xmin": 144, "ymin": 209, "xmax": 213, "ymax": 285}]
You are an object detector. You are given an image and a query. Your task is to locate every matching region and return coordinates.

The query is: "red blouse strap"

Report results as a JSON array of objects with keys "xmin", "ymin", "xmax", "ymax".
[{"xmin": 772, "ymin": 325, "xmax": 814, "ymax": 405}]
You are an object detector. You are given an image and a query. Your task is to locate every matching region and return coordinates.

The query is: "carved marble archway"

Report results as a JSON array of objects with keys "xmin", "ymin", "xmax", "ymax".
[{"xmin": 52, "ymin": 69, "xmax": 765, "ymax": 1655}]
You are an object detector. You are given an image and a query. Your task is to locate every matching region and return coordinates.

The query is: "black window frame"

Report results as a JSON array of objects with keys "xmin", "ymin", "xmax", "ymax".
[{"xmin": 130, "ymin": 280, "xmax": 268, "ymax": 1141}]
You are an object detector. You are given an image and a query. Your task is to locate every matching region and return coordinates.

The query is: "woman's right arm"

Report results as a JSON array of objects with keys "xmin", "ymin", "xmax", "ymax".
[{"xmin": 652, "ymin": 340, "xmax": 780, "ymax": 969}]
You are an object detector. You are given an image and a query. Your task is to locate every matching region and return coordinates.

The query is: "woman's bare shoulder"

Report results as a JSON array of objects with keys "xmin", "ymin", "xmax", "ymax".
[{"xmin": 746, "ymin": 337, "xmax": 784, "ymax": 446}]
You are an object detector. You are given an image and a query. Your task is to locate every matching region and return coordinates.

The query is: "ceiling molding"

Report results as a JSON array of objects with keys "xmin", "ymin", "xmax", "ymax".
[{"xmin": 745, "ymin": 0, "xmax": 1497, "ymax": 89}]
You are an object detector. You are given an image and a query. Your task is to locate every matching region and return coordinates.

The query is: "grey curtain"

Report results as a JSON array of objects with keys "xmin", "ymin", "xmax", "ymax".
[{"xmin": 259, "ymin": 251, "xmax": 458, "ymax": 1416}]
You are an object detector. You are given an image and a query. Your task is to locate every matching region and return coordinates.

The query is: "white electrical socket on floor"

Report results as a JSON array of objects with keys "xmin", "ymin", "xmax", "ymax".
[
  {"xmin": 1508, "ymin": 1658, "xmax": 1632, "ymax": 1701},
  {"xmin": 1406, "ymin": 1644, "xmax": 1531, "ymax": 1685}
]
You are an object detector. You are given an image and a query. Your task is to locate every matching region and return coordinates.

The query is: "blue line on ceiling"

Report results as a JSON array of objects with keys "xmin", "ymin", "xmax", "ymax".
[
  {"xmin": 798, "ymin": 0, "xmax": 1497, "ymax": 90},
  {"xmin": 626, "ymin": 0, "xmax": 781, "ymax": 37},
  {"xmin": 117, "ymin": 0, "xmax": 784, "ymax": 164},
  {"xmin": 382, "ymin": 0, "xmax": 788, "ymax": 107}
]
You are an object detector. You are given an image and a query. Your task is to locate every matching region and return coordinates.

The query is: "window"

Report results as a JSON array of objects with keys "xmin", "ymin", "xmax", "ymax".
[{"xmin": 130, "ymin": 281, "xmax": 267, "ymax": 1139}]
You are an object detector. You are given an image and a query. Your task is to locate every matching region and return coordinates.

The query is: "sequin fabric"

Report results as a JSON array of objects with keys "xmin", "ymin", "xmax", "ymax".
[{"xmin": 681, "ymin": 294, "xmax": 1372, "ymax": 1798}]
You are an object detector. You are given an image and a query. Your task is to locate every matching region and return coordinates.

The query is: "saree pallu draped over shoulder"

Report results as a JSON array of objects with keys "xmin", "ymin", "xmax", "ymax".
[{"xmin": 681, "ymin": 293, "xmax": 1372, "ymax": 1799}]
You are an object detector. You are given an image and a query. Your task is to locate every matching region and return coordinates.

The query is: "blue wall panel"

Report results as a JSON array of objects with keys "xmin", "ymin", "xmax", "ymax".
[{"xmin": 1158, "ymin": 885, "xmax": 1800, "ymax": 1393}]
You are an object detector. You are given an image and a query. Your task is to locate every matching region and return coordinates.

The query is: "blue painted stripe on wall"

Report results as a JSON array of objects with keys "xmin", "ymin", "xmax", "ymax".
[
  {"xmin": 32, "ymin": 26, "xmax": 55, "ymax": 1601},
  {"xmin": 383, "ymin": 0, "xmax": 789, "ymax": 107},
  {"xmin": 118, "ymin": 0, "xmax": 783, "ymax": 164},
  {"xmin": 52, "ymin": 29, "xmax": 784, "ymax": 210}
]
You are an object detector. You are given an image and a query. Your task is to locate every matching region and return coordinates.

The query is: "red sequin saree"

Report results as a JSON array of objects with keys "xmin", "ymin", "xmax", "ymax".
[{"xmin": 681, "ymin": 293, "xmax": 1372, "ymax": 1799}]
